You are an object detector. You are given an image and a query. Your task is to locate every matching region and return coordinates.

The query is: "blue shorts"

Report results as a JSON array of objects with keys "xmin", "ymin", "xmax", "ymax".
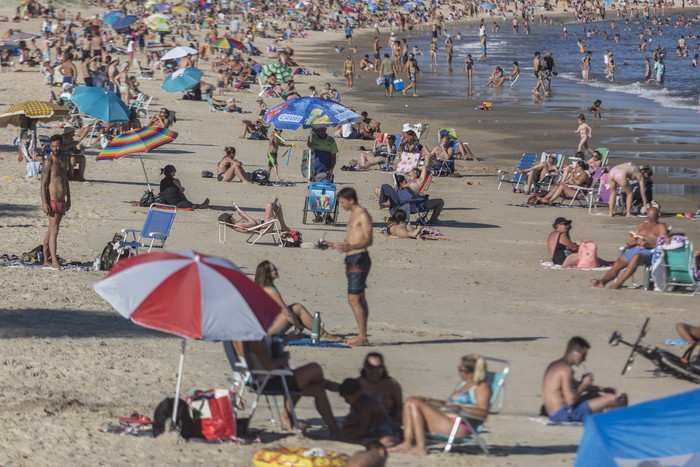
[
  {"xmin": 345, "ymin": 252, "xmax": 371, "ymax": 294},
  {"xmin": 621, "ymin": 247, "xmax": 653, "ymax": 265},
  {"xmin": 383, "ymin": 74, "xmax": 394, "ymax": 89},
  {"xmin": 548, "ymin": 401, "xmax": 591, "ymax": 423}
]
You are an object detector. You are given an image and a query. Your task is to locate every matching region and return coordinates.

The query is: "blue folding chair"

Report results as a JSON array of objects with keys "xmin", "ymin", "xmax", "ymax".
[
  {"xmin": 379, "ymin": 183, "xmax": 431, "ymax": 224},
  {"xmin": 497, "ymin": 153, "xmax": 537, "ymax": 190},
  {"xmin": 120, "ymin": 203, "xmax": 177, "ymax": 257}
]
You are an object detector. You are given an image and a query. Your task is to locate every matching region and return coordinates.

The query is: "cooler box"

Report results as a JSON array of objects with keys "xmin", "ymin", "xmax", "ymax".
[
  {"xmin": 307, "ymin": 181, "xmax": 336, "ymax": 213},
  {"xmin": 393, "ymin": 78, "xmax": 404, "ymax": 92}
]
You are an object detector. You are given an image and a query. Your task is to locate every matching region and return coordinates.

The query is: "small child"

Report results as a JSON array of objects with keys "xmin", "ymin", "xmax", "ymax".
[
  {"xmin": 589, "ymin": 99, "xmax": 604, "ymax": 119},
  {"xmin": 308, "ymin": 85, "xmax": 318, "ymax": 98},
  {"xmin": 217, "ymin": 71, "xmax": 226, "ymax": 96},
  {"xmin": 339, "ymin": 378, "xmax": 395, "ymax": 447}
]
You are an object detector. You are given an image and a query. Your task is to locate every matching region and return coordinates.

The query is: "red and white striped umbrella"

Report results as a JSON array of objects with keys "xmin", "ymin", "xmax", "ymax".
[
  {"xmin": 93, "ymin": 249, "xmax": 279, "ymax": 341},
  {"xmin": 93, "ymin": 250, "xmax": 280, "ymax": 427}
]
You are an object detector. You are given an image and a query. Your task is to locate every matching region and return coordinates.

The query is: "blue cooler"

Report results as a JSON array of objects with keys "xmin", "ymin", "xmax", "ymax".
[{"xmin": 393, "ymin": 78, "xmax": 404, "ymax": 92}]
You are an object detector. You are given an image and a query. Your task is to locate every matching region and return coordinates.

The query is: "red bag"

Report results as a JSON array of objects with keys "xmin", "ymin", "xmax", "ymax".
[{"xmin": 187, "ymin": 389, "xmax": 237, "ymax": 440}]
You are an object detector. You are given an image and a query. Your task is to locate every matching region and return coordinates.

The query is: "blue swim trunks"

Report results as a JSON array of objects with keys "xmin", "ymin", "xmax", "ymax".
[
  {"xmin": 548, "ymin": 401, "xmax": 591, "ymax": 423},
  {"xmin": 621, "ymin": 247, "xmax": 653, "ymax": 265}
]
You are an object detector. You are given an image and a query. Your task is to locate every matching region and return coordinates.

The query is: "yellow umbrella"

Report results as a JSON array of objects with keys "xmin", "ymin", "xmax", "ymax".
[
  {"xmin": 0, "ymin": 100, "xmax": 69, "ymax": 127},
  {"xmin": 172, "ymin": 6, "xmax": 189, "ymax": 13}
]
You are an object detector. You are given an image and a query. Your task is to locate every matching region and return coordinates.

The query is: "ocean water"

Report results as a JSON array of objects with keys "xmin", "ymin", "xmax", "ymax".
[{"xmin": 405, "ymin": 16, "xmax": 700, "ymax": 198}]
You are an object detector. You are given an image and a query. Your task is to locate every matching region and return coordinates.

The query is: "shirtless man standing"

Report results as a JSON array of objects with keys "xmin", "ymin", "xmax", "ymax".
[
  {"xmin": 40, "ymin": 135, "xmax": 71, "ymax": 269},
  {"xmin": 58, "ymin": 52, "xmax": 78, "ymax": 86},
  {"xmin": 542, "ymin": 336, "xmax": 627, "ymax": 423},
  {"xmin": 591, "ymin": 207, "xmax": 667, "ymax": 289},
  {"xmin": 323, "ymin": 188, "xmax": 373, "ymax": 347}
]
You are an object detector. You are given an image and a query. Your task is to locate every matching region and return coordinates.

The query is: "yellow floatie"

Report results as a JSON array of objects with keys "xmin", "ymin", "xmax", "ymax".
[{"xmin": 253, "ymin": 447, "xmax": 348, "ymax": 467}]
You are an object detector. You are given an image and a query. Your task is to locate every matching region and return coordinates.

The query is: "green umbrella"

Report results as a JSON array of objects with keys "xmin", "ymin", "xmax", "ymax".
[{"xmin": 260, "ymin": 61, "xmax": 293, "ymax": 84}]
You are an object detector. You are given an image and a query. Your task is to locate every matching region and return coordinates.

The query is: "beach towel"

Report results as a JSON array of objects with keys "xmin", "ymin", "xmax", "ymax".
[
  {"xmin": 540, "ymin": 260, "xmax": 610, "ymax": 272},
  {"xmin": 528, "ymin": 416, "xmax": 583, "ymax": 427},
  {"xmin": 288, "ymin": 338, "xmax": 350, "ymax": 349},
  {"xmin": 0, "ymin": 255, "xmax": 93, "ymax": 271}
]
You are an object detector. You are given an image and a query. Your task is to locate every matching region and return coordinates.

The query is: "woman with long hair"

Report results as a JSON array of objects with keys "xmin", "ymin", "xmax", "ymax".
[{"xmin": 358, "ymin": 352, "xmax": 403, "ymax": 430}]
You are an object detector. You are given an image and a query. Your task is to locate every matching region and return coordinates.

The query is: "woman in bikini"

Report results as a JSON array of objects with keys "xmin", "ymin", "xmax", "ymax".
[
  {"xmin": 358, "ymin": 352, "xmax": 404, "ymax": 432},
  {"xmin": 389, "ymin": 355, "xmax": 491, "ymax": 456},
  {"xmin": 216, "ymin": 146, "xmax": 252, "ymax": 183},
  {"xmin": 462, "ymin": 53, "xmax": 474, "ymax": 89},
  {"xmin": 547, "ymin": 217, "xmax": 579, "ymax": 267},
  {"xmin": 607, "ymin": 162, "xmax": 650, "ymax": 217},
  {"xmin": 343, "ymin": 54, "xmax": 355, "ymax": 91},
  {"xmin": 219, "ymin": 196, "xmax": 290, "ymax": 232},
  {"xmin": 519, "ymin": 154, "xmax": 559, "ymax": 195},
  {"xmin": 538, "ymin": 160, "xmax": 589, "ymax": 205},
  {"xmin": 256, "ymin": 260, "xmax": 341, "ymax": 341}
]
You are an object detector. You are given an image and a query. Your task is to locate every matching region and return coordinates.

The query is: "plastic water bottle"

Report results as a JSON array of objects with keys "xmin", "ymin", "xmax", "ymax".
[{"xmin": 310, "ymin": 312, "xmax": 321, "ymax": 344}]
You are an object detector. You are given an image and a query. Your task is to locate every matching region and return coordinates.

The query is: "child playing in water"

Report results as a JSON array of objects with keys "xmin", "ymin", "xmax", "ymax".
[
  {"xmin": 339, "ymin": 378, "xmax": 396, "ymax": 447},
  {"xmin": 589, "ymin": 100, "xmax": 603, "ymax": 119},
  {"xmin": 572, "ymin": 114, "xmax": 593, "ymax": 154}
]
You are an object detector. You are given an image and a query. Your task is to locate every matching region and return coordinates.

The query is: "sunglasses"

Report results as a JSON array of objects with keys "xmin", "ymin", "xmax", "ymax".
[{"xmin": 365, "ymin": 363, "xmax": 384, "ymax": 370}]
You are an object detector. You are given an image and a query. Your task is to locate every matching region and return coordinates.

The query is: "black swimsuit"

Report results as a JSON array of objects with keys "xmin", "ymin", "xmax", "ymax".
[{"xmin": 552, "ymin": 233, "xmax": 570, "ymax": 265}]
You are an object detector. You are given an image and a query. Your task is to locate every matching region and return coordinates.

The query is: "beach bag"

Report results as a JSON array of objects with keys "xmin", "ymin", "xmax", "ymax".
[
  {"xmin": 375, "ymin": 76, "xmax": 384, "ymax": 86},
  {"xmin": 251, "ymin": 168, "xmax": 270, "ymax": 184},
  {"xmin": 139, "ymin": 189, "xmax": 156, "ymax": 207},
  {"xmin": 577, "ymin": 240, "xmax": 600, "ymax": 269},
  {"xmin": 393, "ymin": 78, "xmax": 404, "ymax": 91},
  {"xmin": 98, "ymin": 233, "xmax": 132, "ymax": 271},
  {"xmin": 187, "ymin": 389, "xmax": 238, "ymax": 441},
  {"xmin": 281, "ymin": 229, "xmax": 303, "ymax": 247},
  {"xmin": 152, "ymin": 397, "xmax": 196, "ymax": 439}
]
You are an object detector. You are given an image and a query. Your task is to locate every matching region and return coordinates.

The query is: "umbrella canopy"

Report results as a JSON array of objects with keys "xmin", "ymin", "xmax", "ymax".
[
  {"xmin": 157, "ymin": 3, "xmax": 172, "ymax": 11},
  {"xmin": 103, "ymin": 10, "xmax": 123, "ymax": 25},
  {"xmin": 96, "ymin": 126, "xmax": 178, "ymax": 191},
  {"xmin": 260, "ymin": 61, "xmax": 293, "ymax": 84},
  {"xmin": 172, "ymin": 5, "xmax": 189, "ymax": 13},
  {"xmin": 111, "ymin": 15, "xmax": 138, "ymax": 30},
  {"xmin": 71, "ymin": 86, "xmax": 130, "ymax": 123},
  {"xmin": 264, "ymin": 97, "xmax": 361, "ymax": 130},
  {"xmin": 96, "ymin": 126, "xmax": 178, "ymax": 161},
  {"xmin": 145, "ymin": 14, "xmax": 174, "ymax": 32},
  {"xmin": 160, "ymin": 45, "xmax": 198, "ymax": 61},
  {"xmin": 480, "ymin": 1, "xmax": 495, "ymax": 10},
  {"xmin": 576, "ymin": 388, "xmax": 700, "ymax": 466},
  {"xmin": 9, "ymin": 32, "xmax": 39, "ymax": 40},
  {"xmin": 94, "ymin": 250, "xmax": 280, "ymax": 341},
  {"xmin": 0, "ymin": 39, "xmax": 19, "ymax": 51},
  {"xmin": 145, "ymin": 42, "xmax": 174, "ymax": 53},
  {"xmin": 161, "ymin": 67, "xmax": 203, "ymax": 93},
  {"xmin": 93, "ymin": 250, "xmax": 281, "ymax": 426},
  {"xmin": 0, "ymin": 101, "xmax": 69, "ymax": 127},
  {"xmin": 210, "ymin": 37, "xmax": 244, "ymax": 50}
]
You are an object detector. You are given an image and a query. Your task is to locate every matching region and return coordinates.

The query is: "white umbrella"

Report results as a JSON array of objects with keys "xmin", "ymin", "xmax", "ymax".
[{"xmin": 160, "ymin": 45, "xmax": 198, "ymax": 61}]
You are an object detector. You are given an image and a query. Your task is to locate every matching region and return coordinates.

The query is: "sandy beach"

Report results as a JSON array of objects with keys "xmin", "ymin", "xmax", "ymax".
[{"xmin": 1, "ymin": 1, "xmax": 700, "ymax": 465}]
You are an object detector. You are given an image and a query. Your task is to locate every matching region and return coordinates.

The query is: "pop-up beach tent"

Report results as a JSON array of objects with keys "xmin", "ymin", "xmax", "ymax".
[{"xmin": 576, "ymin": 388, "xmax": 700, "ymax": 466}]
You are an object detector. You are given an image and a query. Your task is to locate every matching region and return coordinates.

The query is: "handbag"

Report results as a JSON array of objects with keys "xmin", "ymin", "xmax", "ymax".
[{"xmin": 187, "ymin": 389, "xmax": 240, "ymax": 441}]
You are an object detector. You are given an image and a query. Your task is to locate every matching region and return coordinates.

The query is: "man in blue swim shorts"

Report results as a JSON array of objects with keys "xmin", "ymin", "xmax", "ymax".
[
  {"xmin": 591, "ymin": 206, "xmax": 667, "ymax": 289},
  {"xmin": 542, "ymin": 337, "xmax": 628, "ymax": 423},
  {"xmin": 322, "ymin": 188, "xmax": 373, "ymax": 347}
]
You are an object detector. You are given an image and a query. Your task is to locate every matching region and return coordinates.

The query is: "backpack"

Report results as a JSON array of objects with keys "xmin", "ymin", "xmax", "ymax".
[
  {"xmin": 152, "ymin": 397, "xmax": 196, "ymax": 439},
  {"xmin": 97, "ymin": 234, "xmax": 131, "ymax": 271},
  {"xmin": 281, "ymin": 230, "xmax": 303, "ymax": 247},
  {"xmin": 251, "ymin": 168, "xmax": 270, "ymax": 184},
  {"xmin": 577, "ymin": 240, "xmax": 600, "ymax": 269},
  {"xmin": 139, "ymin": 190, "xmax": 156, "ymax": 207}
]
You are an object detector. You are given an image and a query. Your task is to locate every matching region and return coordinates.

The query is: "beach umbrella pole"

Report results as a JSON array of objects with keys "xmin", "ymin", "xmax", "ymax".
[
  {"xmin": 171, "ymin": 339, "xmax": 187, "ymax": 427},
  {"xmin": 139, "ymin": 154, "xmax": 152, "ymax": 192}
]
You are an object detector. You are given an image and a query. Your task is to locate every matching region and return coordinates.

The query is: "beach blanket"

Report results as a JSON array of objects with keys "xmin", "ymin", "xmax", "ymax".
[
  {"xmin": 0, "ymin": 255, "xmax": 93, "ymax": 271},
  {"xmin": 540, "ymin": 260, "xmax": 610, "ymax": 272},
  {"xmin": 288, "ymin": 338, "xmax": 350, "ymax": 349},
  {"xmin": 507, "ymin": 203, "xmax": 578, "ymax": 209},
  {"xmin": 528, "ymin": 416, "xmax": 583, "ymax": 427}
]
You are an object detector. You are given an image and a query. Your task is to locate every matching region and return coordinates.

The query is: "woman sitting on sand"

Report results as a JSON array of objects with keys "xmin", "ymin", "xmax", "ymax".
[
  {"xmin": 256, "ymin": 260, "xmax": 341, "ymax": 341},
  {"xmin": 158, "ymin": 165, "xmax": 209, "ymax": 209},
  {"xmin": 218, "ymin": 196, "xmax": 290, "ymax": 232},
  {"xmin": 547, "ymin": 217, "xmax": 579, "ymax": 267},
  {"xmin": 358, "ymin": 353, "xmax": 403, "ymax": 431},
  {"xmin": 216, "ymin": 146, "xmax": 252, "ymax": 183},
  {"xmin": 390, "ymin": 355, "xmax": 491, "ymax": 456}
]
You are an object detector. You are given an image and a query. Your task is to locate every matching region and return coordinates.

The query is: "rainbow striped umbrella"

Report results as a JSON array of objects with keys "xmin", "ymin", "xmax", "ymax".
[
  {"xmin": 211, "ymin": 38, "xmax": 243, "ymax": 50},
  {"xmin": 97, "ymin": 126, "xmax": 178, "ymax": 191},
  {"xmin": 145, "ymin": 42, "xmax": 174, "ymax": 53}
]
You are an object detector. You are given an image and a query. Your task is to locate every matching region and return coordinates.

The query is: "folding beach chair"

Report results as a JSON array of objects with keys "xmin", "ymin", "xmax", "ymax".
[
  {"xmin": 497, "ymin": 153, "xmax": 537, "ymax": 190},
  {"xmin": 564, "ymin": 166, "xmax": 606, "ymax": 207},
  {"xmin": 595, "ymin": 147, "xmax": 610, "ymax": 166},
  {"xmin": 17, "ymin": 139, "xmax": 42, "ymax": 179},
  {"xmin": 129, "ymin": 93, "xmax": 153, "ymax": 119},
  {"xmin": 588, "ymin": 172, "xmax": 622, "ymax": 215},
  {"xmin": 119, "ymin": 203, "xmax": 177, "ymax": 256},
  {"xmin": 205, "ymin": 92, "xmax": 227, "ymax": 112},
  {"xmin": 656, "ymin": 238, "xmax": 699, "ymax": 296},
  {"xmin": 379, "ymin": 183, "xmax": 431, "ymax": 224},
  {"xmin": 427, "ymin": 357, "xmax": 511, "ymax": 455},
  {"xmin": 382, "ymin": 133, "xmax": 402, "ymax": 171},
  {"xmin": 134, "ymin": 60, "xmax": 154, "ymax": 80},
  {"xmin": 223, "ymin": 342, "xmax": 302, "ymax": 431},
  {"xmin": 218, "ymin": 216, "xmax": 283, "ymax": 246},
  {"xmin": 535, "ymin": 152, "xmax": 565, "ymax": 192},
  {"xmin": 395, "ymin": 152, "xmax": 421, "ymax": 174},
  {"xmin": 257, "ymin": 76, "xmax": 282, "ymax": 99}
]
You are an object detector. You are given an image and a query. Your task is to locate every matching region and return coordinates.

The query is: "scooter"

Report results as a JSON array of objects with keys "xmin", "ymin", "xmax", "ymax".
[{"xmin": 609, "ymin": 318, "xmax": 700, "ymax": 384}]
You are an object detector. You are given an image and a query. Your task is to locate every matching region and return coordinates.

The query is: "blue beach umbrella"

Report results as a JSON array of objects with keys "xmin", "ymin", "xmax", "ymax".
[
  {"xmin": 111, "ymin": 15, "xmax": 138, "ymax": 30},
  {"xmin": 263, "ymin": 97, "xmax": 360, "ymax": 130},
  {"xmin": 71, "ymin": 86, "xmax": 131, "ymax": 123},
  {"xmin": 161, "ymin": 67, "xmax": 203, "ymax": 93},
  {"xmin": 480, "ymin": 1, "xmax": 494, "ymax": 10},
  {"xmin": 103, "ymin": 11, "xmax": 123, "ymax": 25}
]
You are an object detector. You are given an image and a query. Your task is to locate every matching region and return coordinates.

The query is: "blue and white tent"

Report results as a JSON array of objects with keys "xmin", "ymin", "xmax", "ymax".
[{"xmin": 576, "ymin": 388, "xmax": 700, "ymax": 466}]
